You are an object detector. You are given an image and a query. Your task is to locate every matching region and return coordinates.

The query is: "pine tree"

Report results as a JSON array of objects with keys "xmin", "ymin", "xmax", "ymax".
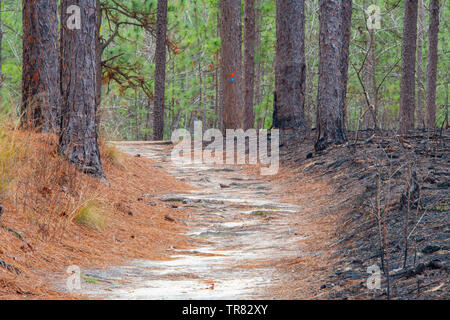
[
  {"xmin": 153, "ymin": 0, "xmax": 168, "ymax": 140},
  {"xmin": 315, "ymin": 0, "xmax": 352, "ymax": 151},
  {"xmin": 399, "ymin": 0, "xmax": 418, "ymax": 133},
  {"xmin": 59, "ymin": 0, "xmax": 105, "ymax": 178},
  {"xmin": 21, "ymin": 0, "xmax": 60, "ymax": 132},
  {"xmin": 220, "ymin": 0, "xmax": 242, "ymax": 130},
  {"xmin": 273, "ymin": 0, "xmax": 307, "ymax": 137},
  {"xmin": 243, "ymin": 0, "xmax": 255, "ymax": 130},
  {"xmin": 425, "ymin": 0, "xmax": 440, "ymax": 128}
]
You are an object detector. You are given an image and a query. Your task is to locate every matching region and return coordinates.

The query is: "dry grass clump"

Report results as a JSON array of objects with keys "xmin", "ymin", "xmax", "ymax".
[
  {"xmin": 0, "ymin": 126, "xmax": 28, "ymax": 195},
  {"xmin": 13, "ymin": 131, "xmax": 101, "ymax": 241},
  {"xmin": 74, "ymin": 200, "xmax": 107, "ymax": 232},
  {"xmin": 101, "ymin": 144, "xmax": 123, "ymax": 166}
]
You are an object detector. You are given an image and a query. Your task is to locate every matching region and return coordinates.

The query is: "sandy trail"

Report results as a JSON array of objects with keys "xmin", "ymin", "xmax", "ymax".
[{"xmin": 78, "ymin": 141, "xmax": 305, "ymax": 299}]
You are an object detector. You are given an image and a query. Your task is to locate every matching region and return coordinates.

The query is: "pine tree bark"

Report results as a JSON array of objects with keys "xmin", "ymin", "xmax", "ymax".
[
  {"xmin": 243, "ymin": 0, "xmax": 255, "ymax": 130},
  {"xmin": 59, "ymin": 0, "xmax": 105, "ymax": 178},
  {"xmin": 21, "ymin": 0, "xmax": 60, "ymax": 133},
  {"xmin": 315, "ymin": 0, "xmax": 352, "ymax": 151},
  {"xmin": 216, "ymin": 11, "xmax": 223, "ymax": 131},
  {"xmin": 220, "ymin": 0, "xmax": 242, "ymax": 130},
  {"xmin": 254, "ymin": 0, "xmax": 262, "ymax": 111},
  {"xmin": 425, "ymin": 0, "xmax": 440, "ymax": 128},
  {"xmin": 416, "ymin": 0, "xmax": 424, "ymax": 128},
  {"xmin": 340, "ymin": 0, "xmax": 352, "ymax": 128},
  {"xmin": 152, "ymin": 0, "xmax": 168, "ymax": 141},
  {"xmin": 399, "ymin": 0, "xmax": 418, "ymax": 133},
  {"xmin": 273, "ymin": 0, "xmax": 306, "ymax": 133},
  {"xmin": 95, "ymin": 0, "xmax": 102, "ymax": 129}
]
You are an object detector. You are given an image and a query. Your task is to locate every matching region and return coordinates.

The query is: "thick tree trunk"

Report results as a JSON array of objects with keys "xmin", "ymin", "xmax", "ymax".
[
  {"xmin": 21, "ymin": 0, "xmax": 60, "ymax": 133},
  {"xmin": 399, "ymin": 0, "xmax": 418, "ymax": 133},
  {"xmin": 273, "ymin": 0, "xmax": 306, "ymax": 134},
  {"xmin": 243, "ymin": 0, "xmax": 255, "ymax": 130},
  {"xmin": 220, "ymin": 0, "xmax": 242, "ymax": 130},
  {"xmin": 59, "ymin": 0, "xmax": 105, "ymax": 178},
  {"xmin": 340, "ymin": 0, "xmax": 352, "ymax": 128},
  {"xmin": 152, "ymin": 0, "xmax": 168, "ymax": 141},
  {"xmin": 425, "ymin": 0, "xmax": 440, "ymax": 128},
  {"xmin": 315, "ymin": 0, "xmax": 352, "ymax": 151},
  {"xmin": 416, "ymin": 0, "xmax": 424, "ymax": 128}
]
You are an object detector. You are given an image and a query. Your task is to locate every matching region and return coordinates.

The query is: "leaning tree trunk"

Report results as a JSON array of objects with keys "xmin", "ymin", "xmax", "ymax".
[
  {"xmin": 425, "ymin": 0, "xmax": 440, "ymax": 129},
  {"xmin": 59, "ymin": 0, "xmax": 105, "ymax": 178},
  {"xmin": 21, "ymin": 0, "xmax": 60, "ymax": 133},
  {"xmin": 273, "ymin": 0, "xmax": 306, "ymax": 136},
  {"xmin": 399, "ymin": 0, "xmax": 418, "ymax": 133},
  {"xmin": 152, "ymin": 0, "xmax": 168, "ymax": 141},
  {"xmin": 315, "ymin": 0, "xmax": 352, "ymax": 151},
  {"xmin": 220, "ymin": 0, "xmax": 243, "ymax": 130},
  {"xmin": 243, "ymin": 0, "xmax": 255, "ymax": 130}
]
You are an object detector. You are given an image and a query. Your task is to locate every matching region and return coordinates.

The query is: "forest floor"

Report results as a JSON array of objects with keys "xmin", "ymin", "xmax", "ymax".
[
  {"xmin": 261, "ymin": 129, "xmax": 449, "ymax": 299},
  {"xmin": 0, "ymin": 128, "xmax": 448, "ymax": 299},
  {"xmin": 0, "ymin": 130, "xmax": 195, "ymax": 299}
]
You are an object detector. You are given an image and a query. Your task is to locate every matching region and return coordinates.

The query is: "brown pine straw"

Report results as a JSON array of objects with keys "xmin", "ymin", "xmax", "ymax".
[{"xmin": 0, "ymin": 129, "xmax": 194, "ymax": 299}]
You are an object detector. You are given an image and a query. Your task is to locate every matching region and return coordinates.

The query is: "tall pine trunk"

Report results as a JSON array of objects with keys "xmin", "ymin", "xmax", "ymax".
[
  {"xmin": 220, "ymin": 0, "xmax": 242, "ymax": 130},
  {"xmin": 416, "ymin": 0, "xmax": 424, "ymax": 128},
  {"xmin": 273, "ymin": 0, "xmax": 306, "ymax": 135},
  {"xmin": 243, "ymin": 0, "xmax": 255, "ymax": 130},
  {"xmin": 399, "ymin": 0, "xmax": 418, "ymax": 133},
  {"xmin": 152, "ymin": 0, "xmax": 168, "ymax": 141},
  {"xmin": 59, "ymin": 0, "xmax": 105, "ymax": 178},
  {"xmin": 21, "ymin": 0, "xmax": 60, "ymax": 133},
  {"xmin": 254, "ymin": 0, "xmax": 262, "ymax": 120},
  {"xmin": 425, "ymin": 0, "xmax": 440, "ymax": 128},
  {"xmin": 315, "ymin": 0, "xmax": 352, "ymax": 151}
]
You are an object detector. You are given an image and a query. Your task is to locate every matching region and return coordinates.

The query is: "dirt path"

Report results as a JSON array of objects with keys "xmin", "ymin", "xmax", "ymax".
[{"xmin": 79, "ymin": 141, "xmax": 305, "ymax": 299}]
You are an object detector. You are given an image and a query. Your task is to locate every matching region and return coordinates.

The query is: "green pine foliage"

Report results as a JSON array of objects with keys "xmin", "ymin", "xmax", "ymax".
[{"xmin": 0, "ymin": 0, "xmax": 448, "ymax": 139}]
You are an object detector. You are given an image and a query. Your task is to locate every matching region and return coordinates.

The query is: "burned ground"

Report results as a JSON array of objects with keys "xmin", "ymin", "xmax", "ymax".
[{"xmin": 268, "ymin": 129, "xmax": 449, "ymax": 299}]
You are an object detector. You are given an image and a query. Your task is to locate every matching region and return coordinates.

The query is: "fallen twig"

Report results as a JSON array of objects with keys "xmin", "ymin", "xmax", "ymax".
[{"xmin": 0, "ymin": 259, "xmax": 21, "ymax": 275}]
